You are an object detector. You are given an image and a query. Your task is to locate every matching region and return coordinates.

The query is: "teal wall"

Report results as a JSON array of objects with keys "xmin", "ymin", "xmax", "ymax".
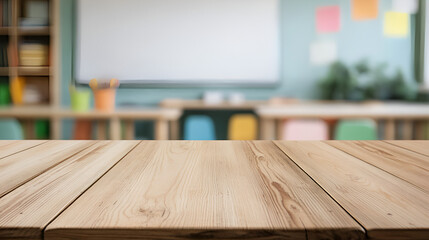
[{"xmin": 59, "ymin": 0, "xmax": 414, "ymax": 138}]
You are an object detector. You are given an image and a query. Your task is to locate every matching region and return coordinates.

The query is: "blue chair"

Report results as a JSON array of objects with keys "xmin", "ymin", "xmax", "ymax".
[
  {"xmin": 184, "ymin": 115, "xmax": 216, "ymax": 140},
  {"xmin": 0, "ymin": 118, "xmax": 24, "ymax": 140}
]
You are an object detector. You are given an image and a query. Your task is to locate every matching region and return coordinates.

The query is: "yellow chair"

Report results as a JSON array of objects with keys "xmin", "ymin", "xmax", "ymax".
[{"xmin": 228, "ymin": 114, "xmax": 258, "ymax": 140}]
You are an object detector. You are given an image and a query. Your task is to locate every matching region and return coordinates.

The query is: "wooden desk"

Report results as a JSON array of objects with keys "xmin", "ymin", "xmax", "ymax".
[
  {"xmin": 0, "ymin": 140, "xmax": 428, "ymax": 240},
  {"xmin": 55, "ymin": 108, "xmax": 182, "ymax": 140},
  {"xmin": 256, "ymin": 102, "xmax": 429, "ymax": 140},
  {"xmin": 0, "ymin": 106, "xmax": 182, "ymax": 140}
]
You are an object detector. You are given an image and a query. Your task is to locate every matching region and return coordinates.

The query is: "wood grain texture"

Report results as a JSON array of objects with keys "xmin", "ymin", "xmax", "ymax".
[
  {"xmin": 45, "ymin": 141, "xmax": 364, "ymax": 240},
  {"xmin": 0, "ymin": 140, "xmax": 46, "ymax": 159},
  {"xmin": 327, "ymin": 141, "xmax": 429, "ymax": 193},
  {"xmin": 0, "ymin": 141, "xmax": 138, "ymax": 240},
  {"xmin": 274, "ymin": 141, "xmax": 429, "ymax": 240},
  {"xmin": 385, "ymin": 140, "xmax": 429, "ymax": 157},
  {"xmin": 0, "ymin": 141, "xmax": 93, "ymax": 198}
]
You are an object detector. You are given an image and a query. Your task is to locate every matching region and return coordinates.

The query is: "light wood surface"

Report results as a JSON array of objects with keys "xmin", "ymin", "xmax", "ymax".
[
  {"xmin": 0, "ymin": 141, "xmax": 138, "ymax": 239},
  {"xmin": 385, "ymin": 140, "xmax": 429, "ymax": 157},
  {"xmin": 274, "ymin": 141, "xmax": 429, "ymax": 240},
  {"xmin": 0, "ymin": 140, "xmax": 45, "ymax": 159},
  {"xmin": 0, "ymin": 107, "xmax": 181, "ymax": 120},
  {"xmin": 257, "ymin": 102, "xmax": 429, "ymax": 119},
  {"xmin": 0, "ymin": 140, "xmax": 428, "ymax": 240},
  {"xmin": 327, "ymin": 141, "xmax": 429, "ymax": 192},
  {"xmin": 160, "ymin": 99, "xmax": 267, "ymax": 110},
  {"xmin": 0, "ymin": 141, "xmax": 92, "ymax": 197},
  {"xmin": 45, "ymin": 141, "xmax": 363, "ymax": 240}
]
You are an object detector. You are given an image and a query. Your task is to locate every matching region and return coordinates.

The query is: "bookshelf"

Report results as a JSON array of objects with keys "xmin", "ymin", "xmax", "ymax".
[{"xmin": 0, "ymin": 0, "xmax": 60, "ymax": 139}]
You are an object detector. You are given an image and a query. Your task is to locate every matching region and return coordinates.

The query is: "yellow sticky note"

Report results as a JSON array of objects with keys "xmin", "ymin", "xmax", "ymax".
[
  {"xmin": 352, "ymin": 0, "xmax": 378, "ymax": 20},
  {"xmin": 384, "ymin": 12, "xmax": 409, "ymax": 37}
]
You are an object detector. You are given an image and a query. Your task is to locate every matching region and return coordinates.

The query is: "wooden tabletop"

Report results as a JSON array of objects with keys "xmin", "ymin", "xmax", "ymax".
[{"xmin": 0, "ymin": 141, "xmax": 428, "ymax": 240}]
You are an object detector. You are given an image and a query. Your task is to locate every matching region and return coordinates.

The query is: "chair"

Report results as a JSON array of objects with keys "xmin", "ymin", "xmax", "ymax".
[
  {"xmin": 228, "ymin": 114, "xmax": 258, "ymax": 140},
  {"xmin": 184, "ymin": 115, "xmax": 216, "ymax": 140},
  {"xmin": 281, "ymin": 119, "xmax": 328, "ymax": 140},
  {"xmin": 0, "ymin": 118, "xmax": 24, "ymax": 140},
  {"xmin": 334, "ymin": 119, "xmax": 377, "ymax": 140}
]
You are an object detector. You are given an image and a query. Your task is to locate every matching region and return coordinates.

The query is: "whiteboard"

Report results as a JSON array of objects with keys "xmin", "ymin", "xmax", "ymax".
[{"xmin": 75, "ymin": 0, "xmax": 280, "ymax": 85}]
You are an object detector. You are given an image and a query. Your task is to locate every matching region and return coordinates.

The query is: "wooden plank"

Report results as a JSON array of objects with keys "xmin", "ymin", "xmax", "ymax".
[
  {"xmin": 0, "ymin": 140, "xmax": 46, "ymax": 159},
  {"xmin": 0, "ymin": 141, "xmax": 93, "ymax": 198},
  {"xmin": 327, "ymin": 141, "xmax": 429, "ymax": 193},
  {"xmin": 0, "ymin": 141, "xmax": 138, "ymax": 240},
  {"xmin": 274, "ymin": 141, "xmax": 429, "ymax": 240},
  {"xmin": 46, "ymin": 141, "xmax": 363, "ymax": 240},
  {"xmin": 385, "ymin": 140, "xmax": 429, "ymax": 157}
]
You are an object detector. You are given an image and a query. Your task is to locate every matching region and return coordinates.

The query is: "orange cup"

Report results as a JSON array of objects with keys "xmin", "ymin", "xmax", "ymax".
[{"xmin": 93, "ymin": 88, "xmax": 116, "ymax": 112}]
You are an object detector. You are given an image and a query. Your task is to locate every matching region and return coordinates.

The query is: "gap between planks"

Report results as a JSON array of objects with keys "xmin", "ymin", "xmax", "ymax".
[{"xmin": 41, "ymin": 141, "xmax": 142, "ymax": 239}]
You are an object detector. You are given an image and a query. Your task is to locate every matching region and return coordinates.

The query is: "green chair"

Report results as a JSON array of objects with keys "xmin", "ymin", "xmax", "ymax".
[
  {"xmin": 335, "ymin": 119, "xmax": 377, "ymax": 140},
  {"xmin": 0, "ymin": 118, "xmax": 24, "ymax": 140}
]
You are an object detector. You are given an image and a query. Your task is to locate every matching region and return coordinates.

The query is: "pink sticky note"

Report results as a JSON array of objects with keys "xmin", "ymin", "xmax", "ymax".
[{"xmin": 316, "ymin": 6, "xmax": 340, "ymax": 33}]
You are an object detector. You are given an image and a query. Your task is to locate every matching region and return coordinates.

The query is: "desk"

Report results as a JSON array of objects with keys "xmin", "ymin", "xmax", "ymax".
[
  {"xmin": 0, "ymin": 107, "xmax": 182, "ymax": 140},
  {"xmin": 0, "ymin": 140, "xmax": 428, "ymax": 239},
  {"xmin": 256, "ymin": 102, "xmax": 429, "ymax": 140}
]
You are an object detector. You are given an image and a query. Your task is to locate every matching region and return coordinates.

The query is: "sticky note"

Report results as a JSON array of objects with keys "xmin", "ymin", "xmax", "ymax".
[
  {"xmin": 316, "ymin": 6, "xmax": 340, "ymax": 33},
  {"xmin": 352, "ymin": 0, "xmax": 378, "ymax": 20},
  {"xmin": 384, "ymin": 12, "xmax": 409, "ymax": 37},
  {"xmin": 392, "ymin": 0, "xmax": 419, "ymax": 14},
  {"xmin": 310, "ymin": 41, "xmax": 338, "ymax": 65}
]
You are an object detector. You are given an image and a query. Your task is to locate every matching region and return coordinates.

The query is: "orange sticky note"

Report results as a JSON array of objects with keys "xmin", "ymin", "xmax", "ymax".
[{"xmin": 352, "ymin": 0, "xmax": 378, "ymax": 20}]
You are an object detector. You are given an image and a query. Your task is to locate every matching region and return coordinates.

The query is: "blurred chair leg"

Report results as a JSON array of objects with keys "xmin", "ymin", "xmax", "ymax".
[
  {"xmin": 110, "ymin": 117, "xmax": 121, "ymax": 140},
  {"xmin": 276, "ymin": 119, "xmax": 284, "ymax": 140},
  {"xmin": 51, "ymin": 117, "xmax": 61, "ymax": 140},
  {"xmin": 384, "ymin": 119, "xmax": 395, "ymax": 140},
  {"xmin": 23, "ymin": 119, "xmax": 35, "ymax": 139},
  {"xmin": 155, "ymin": 119, "xmax": 168, "ymax": 140},
  {"xmin": 325, "ymin": 118, "xmax": 338, "ymax": 140},
  {"xmin": 170, "ymin": 120, "xmax": 179, "ymax": 140},
  {"xmin": 260, "ymin": 118, "xmax": 275, "ymax": 140},
  {"xmin": 97, "ymin": 120, "xmax": 107, "ymax": 140},
  {"xmin": 415, "ymin": 121, "xmax": 425, "ymax": 140},
  {"xmin": 402, "ymin": 120, "xmax": 412, "ymax": 140},
  {"xmin": 124, "ymin": 120, "xmax": 135, "ymax": 140}
]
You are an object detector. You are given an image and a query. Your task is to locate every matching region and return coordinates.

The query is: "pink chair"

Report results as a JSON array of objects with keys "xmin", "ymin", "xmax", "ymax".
[{"xmin": 281, "ymin": 119, "xmax": 329, "ymax": 140}]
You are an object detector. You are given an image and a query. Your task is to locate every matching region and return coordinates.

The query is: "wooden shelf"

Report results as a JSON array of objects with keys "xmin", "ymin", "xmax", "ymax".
[
  {"xmin": 18, "ymin": 66, "xmax": 50, "ymax": 76},
  {"xmin": 0, "ymin": 0, "xmax": 60, "ymax": 139},
  {"xmin": 0, "ymin": 27, "xmax": 11, "ymax": 35},
  {"xmin": 0, "ymin": 67, "xmax": 9, "ymax": 76},
  {"xmin": 18, "ymin": 27, "xmax": 50, "ymax": 36}
]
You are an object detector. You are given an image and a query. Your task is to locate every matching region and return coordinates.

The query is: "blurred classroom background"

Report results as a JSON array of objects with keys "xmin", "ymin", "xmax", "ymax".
[{"xmin": 0, "ymin": 0, "xmax": 429, "ymax": 141}]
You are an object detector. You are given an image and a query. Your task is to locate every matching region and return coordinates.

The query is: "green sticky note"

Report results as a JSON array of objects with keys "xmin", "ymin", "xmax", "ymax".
[{"xmin": 384, "ymin": 12, "xmax": 409, "ymax": 37}]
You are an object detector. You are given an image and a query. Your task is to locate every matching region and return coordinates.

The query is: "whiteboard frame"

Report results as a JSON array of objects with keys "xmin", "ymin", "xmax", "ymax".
[{"xmin": 73, "ymin": 0, "xmax": 283, "ymax": 88}]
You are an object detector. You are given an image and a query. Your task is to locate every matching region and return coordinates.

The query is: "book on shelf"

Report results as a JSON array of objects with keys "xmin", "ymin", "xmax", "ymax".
[
  {"xmin": 19, "ymin": 42, "xmax": 49, "ymax": 66},
  {"xmin": 0, "ymin": 37, "xmax": 8, "ymax": 67},
  {"xmin": 0, "ymin": 0, "xmax": 11, "ymax": 27},
  {"xmin": 20, "ymin": 0, "xmax": 49, "ymax": 27}
]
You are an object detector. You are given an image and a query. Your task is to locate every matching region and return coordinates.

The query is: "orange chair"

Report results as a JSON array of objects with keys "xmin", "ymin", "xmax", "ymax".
[
  {"xmin": 228, "ymin": 114, "xmax": 258, "ymax": 140},
  {"xmin": 281, "ymin": 119, "xmax": 328, "ymax": 140}
]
